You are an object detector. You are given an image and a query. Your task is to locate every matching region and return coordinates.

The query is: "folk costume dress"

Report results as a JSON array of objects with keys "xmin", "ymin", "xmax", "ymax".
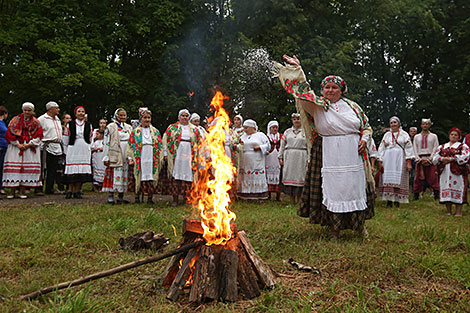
[
  {"xmin": 0, "ymin": 118, "xmax": 8, "ymax": 190},
  {"xmin": 237, "ymin": 132, "xmax": 271, "ymax": 200},
  {"xmin": 127, "ymin": 126, "xmax": 163, "ymax": 195},
  {"xmin": 274, "ymin": 63, "xmax": 374, "ymax": 231},
  {"xmin": 163, "ymin": 122, "xmax": 202, "ymax": 195},
  {"xmin": 102, "ymin": 121, "xmax": 132, "ymax": 193},
  {"xmin": 3, "ymin": 114, "xmax": 43, "ymax": 188},
  {"xmin": 266, "ymin": 123, "xmax": 282, "ymax": 192},
  {"xmin": 62, "ymin": 119, "xmax": 93, "ymax": 183},
  {"xmin": 412, "ymin": 132, "xmax": 440, "ymax": 193},
  {"xmin": 433, "ymin": 142, "xmax": 470, "ymax": 204},
  {"xmin": 91, "ymin": 139, "xmax": 106, "ymax": 186},
  {"xmin": 377, "ymin": 130, "xmax": 414, "ymax": 203},
  {"xmin": 279, "ymin": 126, "xmax": 308, "ymax": 196}
]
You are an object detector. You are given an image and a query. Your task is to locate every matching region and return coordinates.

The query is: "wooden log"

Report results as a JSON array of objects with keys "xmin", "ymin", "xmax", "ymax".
[
  {"xmin": 20, "ymin": 240, "xmax": 204, "ymax": 301},
  {"xmin": 227, "ymin": 236, "xmax": 260, "ymax": 299},
  {"xmin": 166, "ymin": 247, "xmax": 199, "ymax": 301},
  {"xmin": 188, "ymin": 246, "xmax": 211, "ymax": 303},
  {"xmin": 238, "ymin": 231, "xmax": 276, "ymax": 288},
  {"xmin": 204, "ymin": 245, "xmax": 224, "ymax": 301},
  {"xmin": 220, "ymin": 248, "xmax": 238, "ymax": 302},
  {"xmin": 119, "ymin": 231, "xmax": 169, "ymax": 251},
  {"xmin": 160, "ymin": 236, "xmax": 197, "ymax": 288},
  {"xmin": 183, "ymin": 219, "xmax": 238, "ymax": 237},
  {"xmin": 160, "ymin": 255, "xmax": 182, "ymax": 288}
]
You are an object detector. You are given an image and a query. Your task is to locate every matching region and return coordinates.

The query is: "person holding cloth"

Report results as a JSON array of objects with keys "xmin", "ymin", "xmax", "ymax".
[{"xmin": 275, "ymin": 55, "xmax": 374, "ymax": 238}]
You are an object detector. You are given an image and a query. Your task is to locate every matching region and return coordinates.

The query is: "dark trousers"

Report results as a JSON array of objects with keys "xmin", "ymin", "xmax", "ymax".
[
  {"xmin": 0, "ymin": 147, "xmax": 6, "ymax": 190},
  {"xmin": 45, "ymin": 152, "xmax": 60, "ymax": 194}
]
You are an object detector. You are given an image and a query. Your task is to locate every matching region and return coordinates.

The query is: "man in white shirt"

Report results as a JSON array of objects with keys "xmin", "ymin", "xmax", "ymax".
[
  {"xmin": 38, "ymin": 101, "xmax": 63, "ymax": 194},
  {"xmin": 412, "ymin": 119, "xmax": 440, "ymax": 200}
]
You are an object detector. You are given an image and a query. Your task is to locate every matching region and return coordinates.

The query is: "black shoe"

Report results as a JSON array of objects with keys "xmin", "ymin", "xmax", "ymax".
[
  {"xmin": 73, "ymin": 192, "xmax": 82, "ymax": 199},
  {"xmin": 386, "ymin": 201, "xmax": 393, "ymax": 207},
  {"xmin": 65, "ymin": 192, "xmax": 72, "ymax": 199},
  {"xmin": 433, "ymin": 190, "xmax": 440, "ymax": 200},
  {"xmin": 413, "ymin": 193, "xmax": 419, "ymax": 201}
]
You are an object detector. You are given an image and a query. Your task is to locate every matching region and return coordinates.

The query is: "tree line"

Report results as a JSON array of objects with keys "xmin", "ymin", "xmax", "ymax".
[{"xmin": 1, "ymin": 0, "xmax": 469, "ymax": 141}]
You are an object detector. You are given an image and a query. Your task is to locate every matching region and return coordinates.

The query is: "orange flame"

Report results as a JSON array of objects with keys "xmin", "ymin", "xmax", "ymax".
[
  {"xmin": 190, "ymin": 91, "xmax": 236, "ymax": 245},
  {"xmin": 189, "ymin": 91, "xmax": 195, "ymax": 97}
]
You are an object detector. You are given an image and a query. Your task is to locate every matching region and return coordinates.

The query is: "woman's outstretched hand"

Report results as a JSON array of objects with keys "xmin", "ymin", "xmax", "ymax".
[{"xmin": 283, "ymin": 54, "xmax": 300, "ymax": 66}]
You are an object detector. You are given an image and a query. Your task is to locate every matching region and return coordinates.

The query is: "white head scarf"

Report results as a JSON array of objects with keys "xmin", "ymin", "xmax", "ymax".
[
  {"xmin": 112, "ymin": 108, "xmax": 126, "ymax": 123},
  {"xmin": 243, "ymin": 119, "xmax": 258, "ymax": 131},
  {"xmin": 389, "ymin": 116, "xmax": 401, "ymax": 124},
  {"xmin": 389, "ymin": 116, "xmax": 402, "ymax": 132},
  {"xmin": 267, "ymin": 120, "xmax": 280, "ymax": 141},
  {"xmin": 22, "ymin": 102, "xmax": 34, "ymax": 110},
  {"xmin": 234, "ymin": 114, "xmax": 243, "ymax": 124},
  {"xmin": 45, "ymin": 101, "xmax": 59, "ymax": 110},
  {"xmin": 190, "ymin": 113, "xmax": 200, "ymax": 122},
  {"xmin": 178, "ymin": 109, "xmax": 190, "ymax": 118}
]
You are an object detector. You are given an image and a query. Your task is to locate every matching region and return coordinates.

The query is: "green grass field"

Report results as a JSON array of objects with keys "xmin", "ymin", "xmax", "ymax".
[{"xmin": 0, "ymin": 195, "xmax": 469, "ymax": 312}]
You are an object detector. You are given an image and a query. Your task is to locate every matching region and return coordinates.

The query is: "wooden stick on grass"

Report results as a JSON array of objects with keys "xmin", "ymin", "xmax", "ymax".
[{"xmin": 19, "ymin": 240, "xmax": 205, "ymax": 301}]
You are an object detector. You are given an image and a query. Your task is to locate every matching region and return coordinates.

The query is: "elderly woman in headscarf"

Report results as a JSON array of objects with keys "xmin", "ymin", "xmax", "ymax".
[
  {"xmin": 190, "ymin": 113, "xmax": 207, "ymax": 138},
  {"xmin": 377, "ymin": 116, "xmax": 414, "ymax": 207},
  {"xmin": 432, "ymin": 127, "xmax": 470, "ymax": 216},
  {"xmin": 276, "ymin": 55, "xmax": 374, "ymax": 238},
  {"xmin": 279, "ymin": 113, "xmax": 308, "ymax": 205},
  {"xmin": 265, "ymin": 120, "xmax": 282, "ymax": 201},
  {"xmin": 127, "ymin": 108, "xmax": 163, "ymax": 204},
  {"xmin": 3, "ymin": 102, "xmax": 43, "ymax": 199},
  {"xmin": 62, "ymin": 106, "xmax": 93, "ymax": 199},
  {"xmin": 163, "ymin": 109, "xmax": 202, "ymax": 206},
  {"xmin": 237, "ymin": 119, "xmax": 271, "ymax": 203},
  {"xmin": 102, "ymin": 108, "xmax": 132, "ymax": 204}
]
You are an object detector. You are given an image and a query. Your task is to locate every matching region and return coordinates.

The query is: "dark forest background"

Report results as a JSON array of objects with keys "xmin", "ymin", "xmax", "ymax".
[{"xmin": 1, "ymin": 0, "xmax": 469, "ymax": 140}]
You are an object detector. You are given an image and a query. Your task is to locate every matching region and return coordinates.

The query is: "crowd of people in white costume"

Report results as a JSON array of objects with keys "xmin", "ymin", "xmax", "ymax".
[
  {"xmin": 0, "ymin": 102, "xmax": 310, "ymax": 208},
  {"xmin": 0, "ymin": 65, "xmax": 468, "ymax": 239}
]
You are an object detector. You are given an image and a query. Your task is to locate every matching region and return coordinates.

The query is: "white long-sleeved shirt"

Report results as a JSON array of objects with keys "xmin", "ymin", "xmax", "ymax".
[
  {"xmin": 38, "ymin": 113, "xmax": 63, "ymax": 155},
  {"xmin": 413, "ymin": 132, "xmax": 439, "ymax": 161}
]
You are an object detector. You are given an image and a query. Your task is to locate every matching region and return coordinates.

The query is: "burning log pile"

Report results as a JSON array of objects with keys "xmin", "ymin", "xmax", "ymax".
[
  {"xmin": 161, "ymin": 91, "xmax": 276, "ymax": 303},
  {"xmin": 161, "ymin": 219, "xmax": 276, "ymax": 303}
]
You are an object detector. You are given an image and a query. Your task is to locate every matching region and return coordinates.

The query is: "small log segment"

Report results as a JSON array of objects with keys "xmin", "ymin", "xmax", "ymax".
[
  {"xmin": 119, "ymin": 230, "xmax": 169, "ymax": 251},
  {"xmin": 162, "ymin": 220, "xmax": 276, "ymax": 303}
]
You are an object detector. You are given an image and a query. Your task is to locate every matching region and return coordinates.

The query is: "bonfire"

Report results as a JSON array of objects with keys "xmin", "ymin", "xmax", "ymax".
[{"xmin": 161, "ymin": 91, "xmax": 276, "ymax": 303}]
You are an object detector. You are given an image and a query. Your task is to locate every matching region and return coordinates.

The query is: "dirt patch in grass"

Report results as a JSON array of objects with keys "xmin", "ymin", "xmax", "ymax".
[{"xmin": 0, "ymin": 192, "xmax": 173, "ymax": 210}]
